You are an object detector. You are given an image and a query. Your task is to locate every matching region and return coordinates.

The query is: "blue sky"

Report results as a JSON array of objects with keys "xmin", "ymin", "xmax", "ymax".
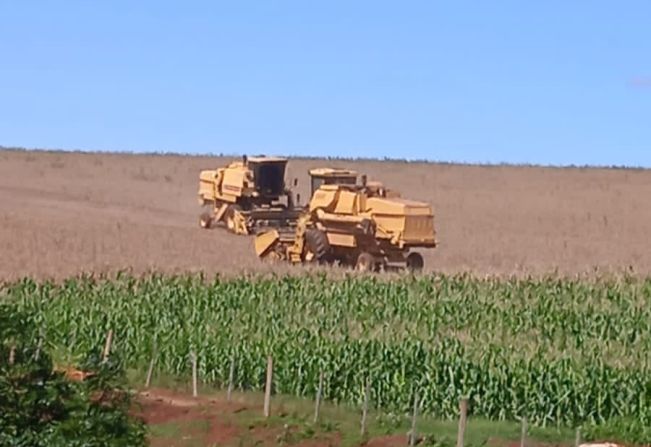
[{"xmin": 1, "ymin": 1, "xmax": 649, "ymax": 166}]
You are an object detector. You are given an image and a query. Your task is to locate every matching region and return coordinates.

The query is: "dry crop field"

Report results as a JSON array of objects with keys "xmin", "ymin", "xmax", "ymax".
[{"xmin": 1, "ymin": 147, "xmax": 651, "ymax": 280}]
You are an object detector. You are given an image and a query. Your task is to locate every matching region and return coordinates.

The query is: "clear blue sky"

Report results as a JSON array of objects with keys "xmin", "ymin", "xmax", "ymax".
[{"xmin": 1, "ymin": 1, "xmax": 649, "ymax": 166}]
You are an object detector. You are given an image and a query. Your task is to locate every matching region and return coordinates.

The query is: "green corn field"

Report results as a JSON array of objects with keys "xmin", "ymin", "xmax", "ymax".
[{"xmin": 3, "ymin": 272, "xmax": 651, "ymax": 430}]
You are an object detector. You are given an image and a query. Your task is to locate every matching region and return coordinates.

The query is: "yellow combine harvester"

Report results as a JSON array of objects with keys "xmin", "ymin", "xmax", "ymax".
[
  {"xmin": 198, "ymin": 156, "xmax": 301, "ymax": 235},
  {"xmin": 255, "ymin": 169, "xmax": 437, "ymax": 272}
]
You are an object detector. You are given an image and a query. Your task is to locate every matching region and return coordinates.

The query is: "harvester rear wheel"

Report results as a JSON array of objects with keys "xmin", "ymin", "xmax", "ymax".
[
  {"xmin": 305, "ymin": 229, "xmax": 330, "ymax": 263},
  {"xmin": 355, "ymin": 252, "xmax": 375, "ymax": 272},
  {"xmin": 406, "ymin": 252, "xmax": 424, "ymax": 272}
]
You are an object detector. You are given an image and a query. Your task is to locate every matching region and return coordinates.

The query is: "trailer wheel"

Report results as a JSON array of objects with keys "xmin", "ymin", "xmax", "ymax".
[
  {"xmin": 406, "ymin": 252, "xmax": 424, "ymax": 272},
  {"xmin": 355, "ymin": 252, "xmax": 375, "ymax": 272},
  {"xmin": 305, "ymin": 229, "xmax": 330, "ymax": 263}
]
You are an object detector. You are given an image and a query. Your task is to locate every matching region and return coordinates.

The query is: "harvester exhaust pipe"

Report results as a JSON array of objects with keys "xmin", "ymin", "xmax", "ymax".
[{"xmin": 242, "ymin": 155, "xmax": 248, "ymax": 165}]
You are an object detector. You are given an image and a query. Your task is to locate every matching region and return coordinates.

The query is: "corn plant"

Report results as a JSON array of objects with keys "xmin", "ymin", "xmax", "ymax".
[{"xmin": 4, "ymin": 272, "xmax": 651, "ymax": 430}]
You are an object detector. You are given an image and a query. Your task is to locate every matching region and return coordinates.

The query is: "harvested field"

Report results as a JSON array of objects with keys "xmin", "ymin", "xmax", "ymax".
[{"xmin": 1, "ymin": 148, "xmax": 650, "ymax": 279}]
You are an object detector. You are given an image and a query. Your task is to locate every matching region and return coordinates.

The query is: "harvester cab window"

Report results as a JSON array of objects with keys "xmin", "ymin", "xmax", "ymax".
[
  {"xmin": 310, "ymin": 174, "xmax": 357, "ymax": 196},
  {"xmin": 337, "ymin": 177, "xmax": 357, "ymax": 186},
  {"xmin": 253, "ymin": 162, "xmax": 286, "ymax": 197},
  {"xmin": 311, "ymin": 177, "xmax": 325, "ymax": 196}
]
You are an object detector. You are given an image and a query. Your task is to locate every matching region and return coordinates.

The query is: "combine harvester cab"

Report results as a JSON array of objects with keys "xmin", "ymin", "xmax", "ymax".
[
  {"xmin": 198, "ymin": 155, "xmax": 301, "ymax": 235},
  {"xmin": 255, "ymin": 170, "xmax": 437, "ymax": 272}
]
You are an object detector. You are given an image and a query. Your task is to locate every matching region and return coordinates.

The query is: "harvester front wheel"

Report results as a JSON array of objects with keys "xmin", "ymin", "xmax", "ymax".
[
  {"xmin": 355, "ymin": 252, "xmax": 375, "ymax": 272},
  {"xmin": 406, "ymin": 252, "xmax": 424, "ymax": 272},
  {"xmin": 199, "ymin": 206, "xmax": 213, "ymax": 229},
  {"xmin": 225, "ymin": 205, "xmax": 248, "ymax": 234},
  {"xmin": 199, "ymin": 213, "xmax": 212, "ymax": 229},
  {"xmin": 305, "ymin": 229, "xmax": 330, "ymax": 263},
  {"xmin": 225, "ymin": 206, "xmax": 237, "ymax": 232}
]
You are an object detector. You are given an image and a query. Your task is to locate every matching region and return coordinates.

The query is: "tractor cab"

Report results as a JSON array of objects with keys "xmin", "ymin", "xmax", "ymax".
[
  {"xmin": 308, "ymin": 168, "xmax": 358, "ymax": 197},
  {"xmin": 247, "ymin": 156, "xmax": 290, "ymax": 199}
]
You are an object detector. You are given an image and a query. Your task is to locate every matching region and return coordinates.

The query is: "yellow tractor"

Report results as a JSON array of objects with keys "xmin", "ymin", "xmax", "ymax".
[
  {"xmin": 254, "ymin": 170, "xmax": 437, "ymax": 272},
  {"xmin": 198, "ymin": 155, "xmax": 301, "ymax": 235}
]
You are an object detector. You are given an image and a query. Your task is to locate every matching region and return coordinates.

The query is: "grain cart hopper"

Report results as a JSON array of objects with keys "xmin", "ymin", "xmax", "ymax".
[
  {"xmin": 254, "ymin": 173, "xmax": 437, "ymax": 272},
  {"xmin": 198, "ymin": 155, "xmax": 301, "ymax": 235}
]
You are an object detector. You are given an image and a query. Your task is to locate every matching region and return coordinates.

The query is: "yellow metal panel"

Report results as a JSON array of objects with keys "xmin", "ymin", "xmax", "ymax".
[
  {"xmin": 309, "ymin": 188, "xmax": 337, "ymax": 212},
  {"xmin": 333, "ymin": 190, "xmax": 357, "ymax": 215},
  {"xmin": 366, "ymin": 197, "xmax": 434, "ymax": 216},
  {"xmin": 198, "ymin": 170, "xmax": 217, "ymax": 201},
  {"xmin": 402, "ymin": 215, "xmax": 436, "ymax": 243},
  {"xmin": 255, "ymin": 230, "xmax": 280, "ymax": 257},
  {"xmin": 373, "ymin": 215, "xmax": 404, "ymax": 238},
  {"xmin": 358, "ymin": 192, "xmax": 366, "ymax": 212},
  {"xmin": 366, "ymin": 197, "xmax": 405, "ymax": 215},
  {"xmin": 199, "ymin": 170, "xmax": 217, "ymax": 182},
  {"xmin": 198, "ymin": 184, "xmax": 214, "ymax": 201},
  {"xmin": 221, "ymin": 168, "xmax": 246, "ymax": 197},
  {"xmin": 326, "ymin": 232, "xmax": 357, "ymax": 247}
]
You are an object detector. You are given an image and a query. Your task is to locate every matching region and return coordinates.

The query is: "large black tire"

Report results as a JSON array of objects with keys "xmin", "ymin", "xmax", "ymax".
[
  {"xmin": 305, "ymin": 229, "xmax": 330, "ymax": 263},
  {"xmin": 355, "ymin": 252, "xmax": 375, "ymax": 272},
  {"xmin": 406, "ymin": 252, "xmax": 424, "ymax": 272}
]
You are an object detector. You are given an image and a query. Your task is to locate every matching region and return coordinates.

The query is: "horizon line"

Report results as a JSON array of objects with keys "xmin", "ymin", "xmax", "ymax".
[{"xmin": 1, "ymin": 144, "xmax": 649, "ymax": 172}]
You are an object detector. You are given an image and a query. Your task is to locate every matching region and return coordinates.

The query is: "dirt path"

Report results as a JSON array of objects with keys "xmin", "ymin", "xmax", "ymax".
[{"xmin": 2, "ymin": 148, "xmax": 651, "ymax": 280}]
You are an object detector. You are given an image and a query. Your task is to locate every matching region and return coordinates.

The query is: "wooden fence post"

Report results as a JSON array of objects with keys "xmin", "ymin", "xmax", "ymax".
[
  {"xmin": 102, "ymin": 329, "xmax": 113, "ymax": 363},
  {"xmin": 227, "ymin": 355, "xmax": 236, "ymax": 402},
  {"xmin": 191, "ymin": 351, "xmax": 198, "ymax": 398},
  {"xmin": 456, "ymin": 398, "xmax": 468, "ymax": 447},
  {"xmin": 145, "ymin": 347, "xmax": 157, "ymax": 389},
  {"xmin": 575, "ymin": 427, "xmax": 581, "ymax": 447},
  {"xmin": 409, "ymin": 388, "xmax": 419, "ymax": 446},
  {"xmin": 263, "ymin": 356, "xmax": 273, "ymax": 418},
  {"xmin": 8, "ymin": 345, "xmax": 16, "ymax": 366},
  {"xmin": 520, "ymin": 417, "xmax": 527, "ymax": 447},
  {"xmin": 314, "ymin": 371, "xmax": 324, "ymax": 424},
  {"xmin": 360, "ymin": 379, "xmax": 371, "ymax": 437},
  {"xmin": 34, "ymin": 328, "xmax": 44, "ymax": 362}
]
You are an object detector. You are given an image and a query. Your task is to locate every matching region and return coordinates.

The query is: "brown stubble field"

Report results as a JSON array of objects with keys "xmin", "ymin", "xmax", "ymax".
[{"xmin": 1, "ymin": 148, "xmax": 650, "ymax": 281}]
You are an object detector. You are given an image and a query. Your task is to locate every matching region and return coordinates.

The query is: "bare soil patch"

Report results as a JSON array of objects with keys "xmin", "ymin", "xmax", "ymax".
[
  {"xmin": 137, "ymin": 388, "xmax": 339, "ymax": 447},
  {"xmin": 2, "ymin": 149, "xmax": 650, "ymax": 279},
  {"xmin": 136, "ymin": 388, "xmax": 572, "ymax": 447}
]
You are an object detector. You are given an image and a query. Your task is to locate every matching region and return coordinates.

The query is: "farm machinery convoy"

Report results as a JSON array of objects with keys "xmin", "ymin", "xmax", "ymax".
[{"xmin": 198, "ymin": 156, "xmax": 437, "ymax": 271}]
